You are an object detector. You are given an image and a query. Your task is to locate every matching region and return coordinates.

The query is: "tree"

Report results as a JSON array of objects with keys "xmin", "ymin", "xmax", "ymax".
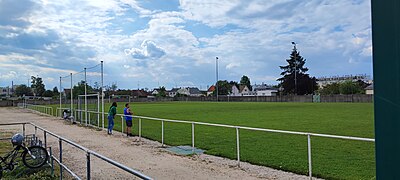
[
  {"xmin": 240, "ymin": 76, "xmax": 252, "ymax": 90},
  {"xmin": 42, "ymin": 90, "xmax": 54, "ymax": 97},
  {"xmin": 15, "ymin": 85, "xmax": 33, "ymax": 96},
  {"xmin": 339, "ymin": 81, "xmax": 364, "ymax": 94},
  {"xmin": 53, "ymin": 86, "xmax": 59, "ymax": 96},
  {"xmin": 67, "ymin": 81, "xmax": 94, "ymax": 98},
  {"xmin": 156, "ymin": 86, "xmax": 167, "ymax": 97},
  {"xmin": 213, "ymin": 80, "xmax": 231, "ymax": 95},
  {"xmin": 278, "ymin": 47, "xmax": 317, "ymax": 95},
  {"xmin": 111, "ymin": 82, "xmax": 118, "ymax": 92},
  {"xmin": 31, "ymin": 76, "xmax": 46, "ymax": 96},
  {"xmin": 320, "ymin": 83, "xmax": 341, "ymax": 95}
]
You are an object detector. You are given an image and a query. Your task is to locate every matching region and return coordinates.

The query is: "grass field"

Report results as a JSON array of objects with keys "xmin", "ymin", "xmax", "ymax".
[{"xmin": 47, "ymin": 102, "xmax": 375, "ymax": 180}]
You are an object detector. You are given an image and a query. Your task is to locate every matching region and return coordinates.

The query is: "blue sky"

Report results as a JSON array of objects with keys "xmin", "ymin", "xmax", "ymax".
[{"xmin": 0, "ymin": 0, "xmax": 372, "ymax": 90}]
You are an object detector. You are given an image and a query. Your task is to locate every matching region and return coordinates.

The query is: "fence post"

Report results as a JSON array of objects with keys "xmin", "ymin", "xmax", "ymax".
[
  {"xmin": 161, "ymin": 120, "xmax": 164, "ymax": 147},
  {"xmin": 22, "ymin": 124, "xmax": 25, "ymax": 137},
  {"xmin": 121, "ymin": 116, "xmax": 124, "ymax": 135},
  {"xmin": 308, "ymin": 134, "xmax": 312, "ymax": 180},
  {"xmin": 192, "ymin": 123, "xmax": 195, "ymax": 153},
  {"xmin": 139, "ymin": 118, "xmax": 142, "ymax": 141},
  {"xmin": 87, "ymin": 151, "xmax": 91, "ymax": 180},
  {"xmin": 236, "ymin": 127, "xmax": 240, "ymax": 167},
  {"xmin": 88, "ymin": 113, "xmax": 91, "ymax": 126},
  {"xmin": 44, "ymin": 131, "xmax": 47, "ymax": 148},
  {"xmin": 35, "ymin": 126, "xmax": 37, "ymax": 137},
  {"xmin": 49, "ymin": 147, "xmax": 54, "ymax": 177},
  {"xmin": 59, "ymin": 138, "xmax": 63, "ymax": 180}
]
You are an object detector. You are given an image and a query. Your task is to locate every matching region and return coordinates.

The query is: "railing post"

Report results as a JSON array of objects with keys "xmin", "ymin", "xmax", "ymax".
[
  {"xmin": 87, "ymin": 151, "xmax": 91, "ymax": 180},
  {"xmin": 121, "ymin": 116, "xmax": 124, "ymax": 135},
  {"xmin": 22, "ymin": 123, "xmax": 25, "ymax": 137},
  {"xmin": 192, "ymin": 123, "xmax": 195, "ymax": 154},
  {"xmin": 35, "ymin": 126, "xmax": 37, "ymax": 137},
  {"xmin": 139, "ymin": 118, "xmax": 142, "ymax": 141},
  {"xmin": 308, "ymin": 134, "xmax": 312, "ymax": 180},
  {"xmin": 49, "ymin": 147, "xmax": 54, "ymax": 177},
  {"xmin": 161, "ymin": 120, "xmax": 164, "ymax": 147},
  {"xmin": 44, "ymin": 131, "xmax": 47, "ymax": 148},
  {"xmin": 59, "ymin": 138, "xmax": 63, "ymax": 180},
  {"xmin": 88, "ymin": 113, "xmax": 91, "ymax": 126},
  {"xmin": 236, "ymin": 127, "xmax": 240, "ymax": 167}
]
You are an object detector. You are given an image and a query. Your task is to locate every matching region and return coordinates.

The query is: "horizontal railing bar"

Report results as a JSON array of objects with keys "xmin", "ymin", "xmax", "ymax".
[
  {"xmin": 77, "ymin": 111, "xmax": 375, "ymax": 142},
  {"xmin": 0, "ymin": 122, "xmax": 30, "ymax": 126},
  {"xmin": 51, "ymin": 155, "xmax": 81, "ymax": 180},
  {"xmin": 89, "ymin": 151, "xmax": 153, "ymax": 180},
  {"xmin": 26, "ymin": 123, "xmax": 152, "ymax": 179}
]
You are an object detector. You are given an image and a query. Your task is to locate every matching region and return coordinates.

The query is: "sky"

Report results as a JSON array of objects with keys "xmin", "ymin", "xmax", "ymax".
[{"xmin": 0, "ymin": 0, "xmax": 372, "ymax": 90}]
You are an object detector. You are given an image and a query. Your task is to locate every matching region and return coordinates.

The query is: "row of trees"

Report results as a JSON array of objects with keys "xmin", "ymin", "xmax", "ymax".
[
  {"xmin": 319, "ymin": 80, "xmax": 368, "ymax": 95},
  {"xmin": 14, "ymin": 76, "xmax": 60, "ymax": 97}
]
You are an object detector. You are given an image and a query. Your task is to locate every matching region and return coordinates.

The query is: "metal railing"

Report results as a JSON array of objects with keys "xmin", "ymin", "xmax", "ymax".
[
  {"xmin": 22, "ymin": 104, "xmax": 375, "ymax": 179},
  {"xmin": 19, "ymin": 103, "xmax": 54, "ymax": 117},
  {"xmin": 76, "ymin": 110, "xmax": 374, "ymax": 179},
  {"xmin": 0, "ymin": 122, "xmax": 152, "ymax": 180}
]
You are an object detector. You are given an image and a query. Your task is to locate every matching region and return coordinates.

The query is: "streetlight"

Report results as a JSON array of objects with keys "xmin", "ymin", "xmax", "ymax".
[
  {"xmin": 216, "ymin": 57, "xmax": 219, "ymax": 102},
  {"xmin": 292, "ymin": 42, "xmax": 297, "ymax": 95}
]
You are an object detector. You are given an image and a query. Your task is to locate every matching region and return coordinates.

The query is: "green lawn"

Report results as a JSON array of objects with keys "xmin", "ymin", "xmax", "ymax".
[{"xmin": 44, "ymin": 102, "xmax": 375, "ymax": 180}]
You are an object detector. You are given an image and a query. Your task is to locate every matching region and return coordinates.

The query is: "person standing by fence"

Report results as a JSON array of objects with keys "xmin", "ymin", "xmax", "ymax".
[
  {"xmin": 107, "ymin": 102, "xmax": 117, "ymax": 135},
  {"xmin": 124, "ymin": 103, "xmax": 133, "ymax": 137}
]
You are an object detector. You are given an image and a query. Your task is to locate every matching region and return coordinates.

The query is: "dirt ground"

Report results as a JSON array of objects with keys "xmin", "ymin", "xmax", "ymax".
[{"xmin": 0, "ymin": 107, "xmax": 315, "ymax": 180}]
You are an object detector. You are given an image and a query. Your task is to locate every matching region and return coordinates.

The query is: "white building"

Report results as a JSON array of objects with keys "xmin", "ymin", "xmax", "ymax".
[
  {"xmin": 252, "ymin": 84, "xmax": 278, "ymax": 96},
  {"xmin": 230, "ymin": 85, "xmax": 241, "ymax": 96},
  {"xmin": 365, "ymin": 84, "xmax": 374, "ymax": 95}
]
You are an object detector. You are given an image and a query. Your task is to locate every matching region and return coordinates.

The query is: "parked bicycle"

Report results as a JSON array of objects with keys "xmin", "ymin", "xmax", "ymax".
[{"xmin": 0, "ymin": 133, "xmax": 49, "ymax": 179}]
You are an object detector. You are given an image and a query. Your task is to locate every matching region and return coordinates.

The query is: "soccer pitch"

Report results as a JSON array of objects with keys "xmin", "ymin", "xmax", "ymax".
[{"xmin": 54, "ymin": 102, "xmax": 375, "ymax": 179}]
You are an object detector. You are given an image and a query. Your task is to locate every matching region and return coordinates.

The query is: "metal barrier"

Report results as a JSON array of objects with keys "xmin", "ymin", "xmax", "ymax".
[
  {"xmin": 81, "ymin": 110, "xmax": 374, "ymax": 179},
  {"xmin": 0, "ymin": 122, "xmax": 152, "ymax": 180},
  {"xmin": 21, "ymin": 103, "xmax": 54, "ymax": 116},
  {"xmin": 22, "ymin": 105, "xmax": 375, "ymax": 179}
]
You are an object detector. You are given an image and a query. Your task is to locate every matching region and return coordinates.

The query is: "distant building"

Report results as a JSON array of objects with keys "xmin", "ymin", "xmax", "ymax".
[
  {"xmin": 317, "ymin": 74, "xmax": 370, "ymax": 88},
  {"xmin": 239, "ymin": 85, "xmax": 255, "ymax": 96},
  {"xmin": 230, "ymin": 85, "xmax": 241, "ymax": 96},
  {"xmin": 365, "ymin": 84, "xmax": 374, "ymax": 95},
  {"xmin": 131, "ymin": 90, "xmax": 150, "ymax": 98},
  {"xmin": 0, "ymin": 85, "xmax": 20, "ymax": 96},
  {"xmin": 176, "ymin": 87, "xmax": 203, "ymax": 97},
  {"xmin": 167, "ymin": 88, "xmax": 180, "ymax": 97},
  {"xmin": 252, "ymin": 84, "xmax": 278, "ymax": 96},
  {"xmin": 207, "ymin": 85, "xmax": 215, "ymax": 96}
]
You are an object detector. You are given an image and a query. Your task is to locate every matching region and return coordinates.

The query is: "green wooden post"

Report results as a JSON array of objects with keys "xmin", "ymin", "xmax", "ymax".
[{"xmin": 371, "ymin": 0, "xmax": 400, "ymax": 179}]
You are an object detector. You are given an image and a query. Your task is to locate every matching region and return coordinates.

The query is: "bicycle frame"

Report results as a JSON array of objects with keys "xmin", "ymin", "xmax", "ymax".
[{"xmin": 0, "ymin": 144, "xmax": 31, "ymax": 171}]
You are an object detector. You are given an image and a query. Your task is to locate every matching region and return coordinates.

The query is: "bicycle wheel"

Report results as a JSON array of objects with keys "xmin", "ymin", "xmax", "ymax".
[{"xmin": 22, "ymin": 146, "xmax": 49, "ymax": 168}]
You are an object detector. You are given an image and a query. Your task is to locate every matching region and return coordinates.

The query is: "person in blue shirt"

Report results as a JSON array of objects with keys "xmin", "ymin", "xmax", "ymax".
[{"xmin": 124, "ymin": 103, "xmax": 133, "ymax": 137}]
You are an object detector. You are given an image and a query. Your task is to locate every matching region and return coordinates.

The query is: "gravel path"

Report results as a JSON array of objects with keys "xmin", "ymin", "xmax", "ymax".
[{"xmin": 0, "ymin": 107, "xmax": 315, "ymax": 180}]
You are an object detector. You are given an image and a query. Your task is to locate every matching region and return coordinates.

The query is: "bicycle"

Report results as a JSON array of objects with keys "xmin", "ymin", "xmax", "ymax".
[{"xmin": 0, "ymin": 134, "xmax": 49, "ymax": 179}]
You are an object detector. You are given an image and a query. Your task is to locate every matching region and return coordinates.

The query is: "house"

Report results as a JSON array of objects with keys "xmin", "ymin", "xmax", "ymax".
[
  {"xmin": 131, "ymin": 90, "xmax": 150, "ymax": 98},
  {"xmin": 239, "ymin": 85, "xmax": 255, "ymax": 96},
  {"xmin": 207, "ymin": 85, "xmax": 215, "ymax": 96},
  {"xmin": 230, "ymin": 85, "xmax": 241, "ymax": 96},
  {"xmin": 253, "ymin": 84, "xmax": 278, "ymax": 96},
  {"xmin": 167, "ymin": 88, "xmax": 180, "ymax": 97},
  {"xmin": 176, "ymin": 87, "xmax": 203, "ymax": 97},
  {"xmin": 365, "ymin": 84, "xmax": 374, "ymax": 95},
  {"xmin": 152, "ymin": 88, "xmax": 160, "ymax": 95},
  {"xmin": 188, "ymin": 87, "xmax": 202, "ymax": 97}
]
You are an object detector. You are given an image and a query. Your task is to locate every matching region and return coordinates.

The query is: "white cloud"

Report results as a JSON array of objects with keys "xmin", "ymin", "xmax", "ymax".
[{"xmin": 125, "ymin": 40, "xmax": 166, "ymax": 59}]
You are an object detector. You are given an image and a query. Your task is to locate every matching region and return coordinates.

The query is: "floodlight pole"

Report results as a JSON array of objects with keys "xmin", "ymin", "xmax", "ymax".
[
  {"xmin": 292, "ymin": 42, "xmax": 297, "ymax": 95},
  {"xmin": 216, "ymin": 57, "xmax": 219, "ymax": 102},
  {"xmin": 101, "ymin": 61, "xmax": 104, "ymax": 130},
  {"xmin": 84, "ymin": 68, "xmax": 88, "ymax": 126},
  {"xmin": 70, "ymin": 73, "xmax": 73, "ymax": 113}
]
